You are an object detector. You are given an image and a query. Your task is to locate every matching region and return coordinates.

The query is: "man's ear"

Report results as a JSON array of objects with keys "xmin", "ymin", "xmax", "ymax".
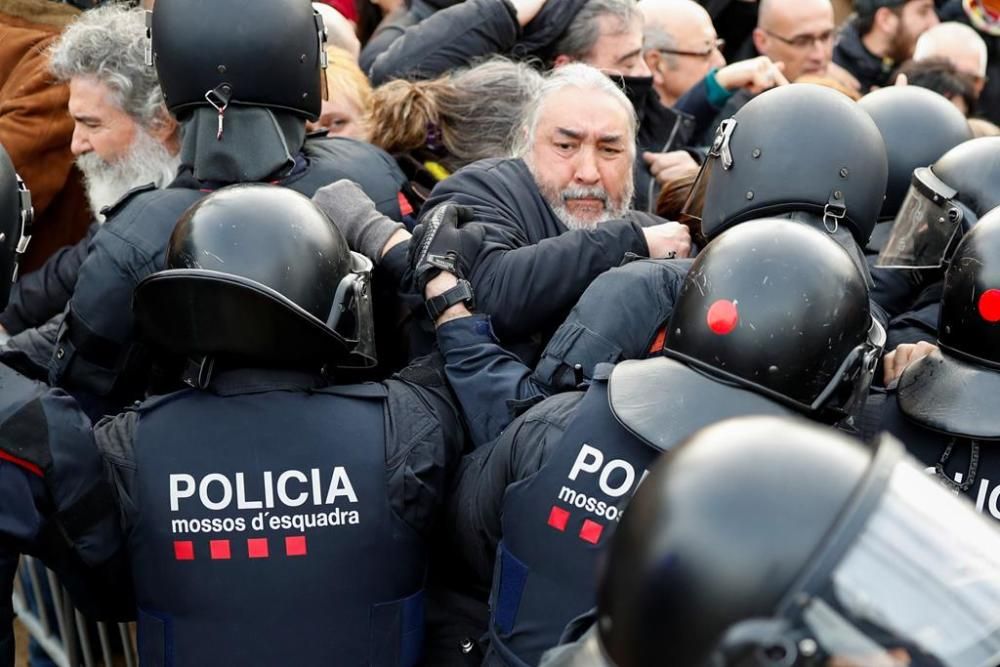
[
  {"xmin": 552, "ymin": 54, "xmax": 573, "ymax": 69},
  {"xmin": 644, "ymin": 50, "xmax": 664, "ymax": 84},
  {"xmin": 751, "ymin": 27, "xmax": 768, "ymax": 55},
  {"xmin": 873, "ymin": 6, "xmax": 899, "ymax": 36},
  {"xmin": 150, "ymin": 112, "xmax": 180, "ymax": 154}
]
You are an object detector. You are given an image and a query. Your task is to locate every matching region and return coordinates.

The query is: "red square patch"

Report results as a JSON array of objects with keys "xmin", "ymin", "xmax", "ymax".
[
  {"xmin": 209, "ymin": 539, "xmax": 231, "ymax": 560},
  {"xmin": 547, "ymin": 506, "xmax": 570, "ymax": 532},
  {"xmin": 247, "ymin": 538, "xmax": 269, "ymax": 559},
  {"xmin": 173, "ymin": 540, "xmax": 194, "ymax": 561},
  {"xmin": 285, "ymin": 535, "xmax": 307, "ymax": 557},
  {"xmin": 579, "ymin": 520, "xmax": 604, "ymax": 544}
]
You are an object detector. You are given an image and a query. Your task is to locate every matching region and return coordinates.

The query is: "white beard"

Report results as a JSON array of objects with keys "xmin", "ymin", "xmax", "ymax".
[
  {"xmin": 77, "ymin": 128, "xmax": 180, "ymax": 222},
  {"xmin": 524, "ymin": 156, "xmax": 633, "ymax": 231}
]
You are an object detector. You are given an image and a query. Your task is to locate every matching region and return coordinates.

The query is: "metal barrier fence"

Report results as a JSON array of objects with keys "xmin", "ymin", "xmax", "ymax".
[{"xmin": 12, "ymin": 556, "xmax": 136, "ymax": 667}]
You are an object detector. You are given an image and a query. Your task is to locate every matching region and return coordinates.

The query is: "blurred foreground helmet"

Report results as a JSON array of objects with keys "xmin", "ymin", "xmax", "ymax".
[
  {"xmin": 858, "ymin": 86, "xmax": 972, "ymax": 221},
  {"xmin": 697, "ymin": 84, "xmax": 888, "ymax": 246},
  {"xmin": 878, "ymin": 137, "xmax": 1000, "ymax": 269},
  {"xmin": 599, "ymin": 416, "xmax": 1000, "ymax": 667},
  {"xmin": 149, "ymin": 0, "xmax": 327, "ymax": 120},
  {"xmin": 663, "ymin": 219, "xmax": 883, "ymax": 423},
  {"xmin": 0, "ymin": 143, "xmax": 33, "ymax": 310},
  {"xmin": 133, "ymin": 184, "xmax": 375, "ymax": 373},
  {"xmin": 897, "ymin": 206, "xmax": 1000, "ymax": 439}
]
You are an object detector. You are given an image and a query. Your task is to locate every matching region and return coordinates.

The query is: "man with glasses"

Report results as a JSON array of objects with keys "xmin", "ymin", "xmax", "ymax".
[
  {"xmin": 834, "ymin": 0, "xmax": 940, "ymax": 92},
  {"xmin": 640, "ymin": 0, "xmax": 726, "ymax": 107},
  {"xmin": 753, "ymin": 0, "xmax": 838, "ymax": 82}
]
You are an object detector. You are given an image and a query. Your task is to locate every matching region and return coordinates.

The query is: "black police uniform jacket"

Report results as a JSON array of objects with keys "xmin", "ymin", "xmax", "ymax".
[
  {"xmin": 48, "ymin": 137, "xmax": 409, "ymax": 417},
  {"xmin": 448, "ymin": 357, "xmax": 791, "ymax": 667},
  {"xmin": 418, "ymin": 158, "xmax": 659, "ymax": 360},
  {"xmin": 0, "ymin": 360, "xmax": 464, "ymax": 666},
  {"xmin": 864, "ymin": 392, "xmax": 1000, "ymax": 524},
  {"xmin": 0, "ymin": 363, "xmax": 134, "ymax": 667}
]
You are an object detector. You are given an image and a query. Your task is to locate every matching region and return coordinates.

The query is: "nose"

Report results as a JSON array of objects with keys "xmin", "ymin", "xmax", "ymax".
[
  {"xmin": 70, "ymin": 124, "xmax": 91, "ymax": 157},
  {"xmin": 631, "ymin": 57, "xmax": 651, "ymax": 78},
  {"xmin": 573, "ymin": 148, "xmax": 601, "ymax": 186},
  {"xmin": 711, "ymin": 49, "xmax": 726, "ymax": 69}
]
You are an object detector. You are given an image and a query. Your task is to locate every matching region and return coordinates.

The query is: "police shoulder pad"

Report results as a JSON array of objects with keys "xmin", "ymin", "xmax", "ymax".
[{"xmin": 99, "ymin": 182, "xmax": 158, "ymax": 219}]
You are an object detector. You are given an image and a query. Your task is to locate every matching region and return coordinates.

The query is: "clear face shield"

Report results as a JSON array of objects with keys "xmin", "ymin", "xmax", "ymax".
[
  {"xmin": 711, "ymin": 437, "xmax": 1000, "ymax": 667},
  {"xmin": 877, "ymin": 168, "xmax": 966, "ymax": 270},
  {"xmin": 325, "ymin": 251, "xmax": 376, "ymax": 368}
]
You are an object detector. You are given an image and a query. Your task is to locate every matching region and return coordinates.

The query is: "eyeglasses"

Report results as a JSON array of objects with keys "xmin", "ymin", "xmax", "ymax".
[
  {"xmin": 761, "ymin": 28, "xmax": 834, "ymax": 50},
  {"xmin": 658, "ymin": 38, "xmax": 725, "ymax": 59}
]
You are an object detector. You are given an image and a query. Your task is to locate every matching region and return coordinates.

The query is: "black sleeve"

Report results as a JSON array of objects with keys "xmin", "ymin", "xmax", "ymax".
[
  {"xmin": 446, "ymin": 392, "xmax": 583, "ymax": 589},
  {"xmin": 383, "ymin": 353, "xmax": 467, "ymax": 536},
  {"xmin": 0, "ymin": 551, "xmax": 15, "ymax": 667},
  {"xmin": 368, "ymin": 0, "xmax": 520, "ymax": 85},
  {"xmin": 0, "ymin": 226, "xmax": 95, "ymax": 335}
]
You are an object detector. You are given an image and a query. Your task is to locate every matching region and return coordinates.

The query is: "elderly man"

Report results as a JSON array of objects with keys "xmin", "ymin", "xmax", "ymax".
[
  {"xmin": 639, "ymin": 0, "xmax": 725, "ymax": 107},
  {"xmin": 834, "ymin": 0, "xmax": 940, "ymax": 91},
  {"xmin": 417, "ymin": 64, "xmax": 689, "ymax": 360},
  {"xmin": 914, "ymin": 21, "xmax": 989, "ymax": 99},
  {"xmin": 0, "ymin": 5, "xmax": 180, "ymax": 347}
]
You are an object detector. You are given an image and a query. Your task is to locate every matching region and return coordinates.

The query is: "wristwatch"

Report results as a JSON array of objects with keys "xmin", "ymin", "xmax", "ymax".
[{"xmin": 425, "ymin": 279, "xmax": 476, "ymax": 320}]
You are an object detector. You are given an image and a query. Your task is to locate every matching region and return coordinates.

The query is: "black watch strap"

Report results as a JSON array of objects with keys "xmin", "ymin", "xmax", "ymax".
[{"xmin": 425, "ymin": 279, "xmax": 475, "ymax": 320}]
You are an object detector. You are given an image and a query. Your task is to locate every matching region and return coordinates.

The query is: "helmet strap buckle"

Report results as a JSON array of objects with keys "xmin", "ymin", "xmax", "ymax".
[
  {"xmin": 823, "ymin": 192, "xmax": 846, "ymax": 234},
  {"xmin": 205, "ymin": 84, "xmax": 233, "ymax": 141},
  {"xmin": 183, "ymin": 355, "xmax": 216, "ymax": 390},
  {"xmin": 144, "ymin": 10, "xmax": 154, "ymax": 67},
  {"xmin": 709, "ymin": 119, "xmax": 737, "ymax": 170},
  {"xmin": 15, "ymin": 173, "xmax": 32, "ymax": 255}
]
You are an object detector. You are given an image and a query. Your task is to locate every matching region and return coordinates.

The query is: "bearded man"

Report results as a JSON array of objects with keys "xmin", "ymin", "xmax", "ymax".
[
  {"xmin": 0, "ymin": 5, "xmax": 179, "ymax": 341},
  {"xmin": 417, "ymin": 64, "xmax": 689, "ymax": 360}
]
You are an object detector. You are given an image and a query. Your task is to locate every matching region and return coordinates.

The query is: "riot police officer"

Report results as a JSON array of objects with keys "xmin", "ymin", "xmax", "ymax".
[
  {"xmin": 2, "ymin": 185, "xmax": 463, "ymax": 665},
  {"xmin": 51, "ymin": 0, "xmax": 411, "ymax": 417},
  {"xmin": 865, "ymin": 205, "xmax": 1000, "ymax": 524},
  {"xmin": 440, "ymin": 219, "xmax": 883, "ymax": 667},
  {"xmin": 877, "ymin": 136, "xmax": 1000, "ymax": 347},
  {"xmin": 541, "ymin": 416, "xmax": 1000, "ymax": 667},
  {"xmin": 857, "ymin": 85, "xmax": 971, "ymax": 258}
]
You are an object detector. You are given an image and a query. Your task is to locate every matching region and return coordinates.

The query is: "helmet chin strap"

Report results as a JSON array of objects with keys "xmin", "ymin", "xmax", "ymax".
[{"xmin": 179, "ymin": 106, "xmax": 305, "ymax": 184}]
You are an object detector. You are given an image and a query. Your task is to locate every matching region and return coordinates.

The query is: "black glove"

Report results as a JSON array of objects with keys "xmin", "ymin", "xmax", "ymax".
[{"xmin": 408, "ymin": 203, "xmax": 485, "ymax": 293}]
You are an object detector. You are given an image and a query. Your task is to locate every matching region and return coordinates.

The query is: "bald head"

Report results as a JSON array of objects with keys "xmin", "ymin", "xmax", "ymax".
[
  {"xmin": 638, "ymin": 0, "xmax": 724, "ymax": 105},
  {"xmin": 754, "ymin": 0, "xmax": 834, "ymax": 81},
  {"xmin": 914, "ymin": 22, "xmax": 988, "ymax": 79}
]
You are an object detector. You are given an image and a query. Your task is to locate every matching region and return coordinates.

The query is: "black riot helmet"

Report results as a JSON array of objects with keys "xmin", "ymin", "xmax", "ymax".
[
  {"xmin": 597, "ymin": 415, "xmax": 1000, "ymax": 667},
  {"xmin": 697, "ymin": 84, "xmax": 888, "ymax": 246},
  {"xmin": 149, "ymin": 0, "xmax": 327, "ymax": 121},
  {"xmin": 663, "ymin": 219, "xmax": 883, "ymax": 423},
  {"xmin": 858, "ymin": 86, "xmax": 972, "ymax": 221},
  {"xmin": 0, "ymin": 143, "xmax": 33, "ymax": 310},
  {"xmin": 878, "ymin": 137, "xmax": 1000, "ymax": 269},
  {"xmin": 133, "ymin": 184, "xmax": 375, "ymax": 373},
  {"xmin": 897, "ymin": 206, "xmax": 1000, "ymax": 440}
]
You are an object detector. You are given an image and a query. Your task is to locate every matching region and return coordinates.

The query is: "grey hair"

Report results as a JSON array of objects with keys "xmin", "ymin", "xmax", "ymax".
[
  {"xmin": 49, "ymin": 4, "xmax": 169, "ymax": 130},
  {"xmin": 642, "ymin": 24, "xmax": 679, "ymax": 69},
  {"xmin": 510, "ymin": 63, "xmax": 637, "ymax": 159},
  {"xmin": 448, "ymin": 57, "xmax": 545, "ymax": 164},
  {"xmin": 553, "ymin": 0, "xmax": 642, "ymax": 61}
]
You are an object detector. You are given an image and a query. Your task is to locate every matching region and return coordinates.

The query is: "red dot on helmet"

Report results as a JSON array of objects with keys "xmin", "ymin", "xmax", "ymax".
[
  {"xmin": 978, "ymin": 289, "xmax": 1000, "ymax": 323},
  {"xmin": 707, "ymin": 299, "xmax": 739, "ymax": 335}
]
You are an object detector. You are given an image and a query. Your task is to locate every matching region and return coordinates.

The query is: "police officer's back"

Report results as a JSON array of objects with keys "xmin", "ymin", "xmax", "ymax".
[
  {"xmin": 866, "ymin": 205, "xmax": 1000, "ymax": 524},
  {"xmin": 448, "ymin": 220, "xmax": 884, "ymax": 667},
  {"xmin": 91, "ymin": 186, "xmax": 462, "ymax": 665},
  {"xmin": 51, "ymin": 0, "xmax": 410, "ymax": 416}
]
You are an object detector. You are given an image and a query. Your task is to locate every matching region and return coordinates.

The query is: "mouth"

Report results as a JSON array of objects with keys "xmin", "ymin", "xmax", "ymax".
[{"xmin": 564, "ymin": 198, "xmax": 607, "ymax": 217}]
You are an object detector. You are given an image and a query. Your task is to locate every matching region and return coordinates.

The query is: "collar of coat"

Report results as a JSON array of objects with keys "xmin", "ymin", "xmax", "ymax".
[{"xmin": 0, "ymin": 0, "xmax": 81, "ymax": 29}]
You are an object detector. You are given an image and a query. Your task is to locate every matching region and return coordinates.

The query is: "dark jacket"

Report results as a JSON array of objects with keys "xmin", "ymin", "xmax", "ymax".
[
  {"xmin": 420, "ymin": 158, "xmax": 654, "ymax": 354},
  {"xmin": 0, "ymin": 223, "xmax": 96, "ymax": 335},
  {"xmin": 366, "ymin": 0, "xmax": 588, "ymax": 85},
  {"xmin": 833, "ymin": 20, "xmax": 896, "ymax": 93}
]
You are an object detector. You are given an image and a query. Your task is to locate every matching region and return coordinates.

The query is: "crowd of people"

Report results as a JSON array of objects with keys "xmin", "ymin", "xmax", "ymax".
[{"xmin": 0, "ymin": 0, "xmax": 1000, "ymax": 665}]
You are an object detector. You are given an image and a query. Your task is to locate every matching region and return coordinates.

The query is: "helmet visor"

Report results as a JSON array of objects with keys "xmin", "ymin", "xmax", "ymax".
[
  {"xmin": 877, "ymin": 168, "xmax": 964, "ymax": 269},
  {"xmin": 792, "ymin": 462, "xmax": 1000, "ymax": 667}
]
